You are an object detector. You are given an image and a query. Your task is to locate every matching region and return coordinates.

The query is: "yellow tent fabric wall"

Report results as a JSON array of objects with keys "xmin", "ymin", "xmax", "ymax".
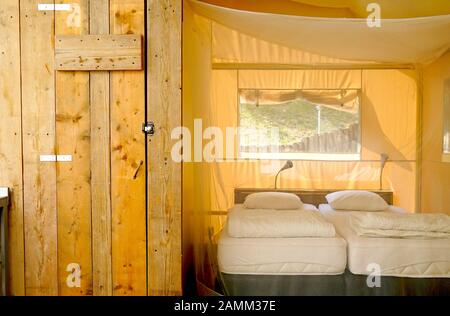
[
  {"xmin": 192, "ymin": 0, "xmax": 450, "ymax": 64},
  {"xmin": 183, "ymin": 2, "xmax": 419, "ymax": 214},
  {"xmin": 182, "ymin": 7, "xmax": 215, "ymax": 293},
  {"xmin": 422, "ymin": 52, "xmax": 450, "ymax": 214},
  {"xmin": 207, "ymin": 69, "xmax": 417, "ymax": 213},
  {"xmin": 182, "ymin": 0, "xmax": 449, "ymax": 293},
  {"xmin": 211, "ymin": 22, "xmax": 371, "ymax": 65}
]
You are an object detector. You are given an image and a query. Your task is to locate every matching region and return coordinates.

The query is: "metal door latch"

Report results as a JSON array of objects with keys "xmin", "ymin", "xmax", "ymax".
[{"xmin": 142, "ymin": 122, "xmax": 155, "ymax": 136}]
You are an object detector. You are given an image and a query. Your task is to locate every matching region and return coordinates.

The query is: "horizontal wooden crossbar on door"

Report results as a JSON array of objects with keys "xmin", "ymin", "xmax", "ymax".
[{"xmin": 55, "ymin": 35, "xmax": 143, "ymax": 71}]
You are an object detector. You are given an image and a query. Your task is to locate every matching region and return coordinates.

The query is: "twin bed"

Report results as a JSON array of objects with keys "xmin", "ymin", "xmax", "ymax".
[
  {"xmin": 217, "ymin": 189, "xmax": 450, "ymax": 295},
  {"xmin": 320, "ymin": 204, "xmax": 450, "ymax": 279},
  {"xmin": 219, "ymin": 203, "xmax": 347, "ymax": 276}
]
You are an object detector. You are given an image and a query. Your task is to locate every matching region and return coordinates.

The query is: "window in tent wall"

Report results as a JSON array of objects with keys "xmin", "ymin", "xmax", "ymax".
[{"xmin": 238, "ymin": 89, "xmax": 361, "ymax": 161}]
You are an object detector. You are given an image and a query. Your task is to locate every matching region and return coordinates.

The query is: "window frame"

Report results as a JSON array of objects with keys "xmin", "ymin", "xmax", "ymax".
[{"xmin": 236, "ymin": 88, "xmax": 362, "ymax": 161}]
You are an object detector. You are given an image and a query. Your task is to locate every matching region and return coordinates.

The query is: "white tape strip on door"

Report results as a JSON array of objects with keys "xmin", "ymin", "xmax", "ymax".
[
  {"xmin": 38, "ymin": 4, "xmax": 72, "ymax": 11},
  {"xmin": 39, "ymin": 155, "xmax": 73, "ymax": 162}
]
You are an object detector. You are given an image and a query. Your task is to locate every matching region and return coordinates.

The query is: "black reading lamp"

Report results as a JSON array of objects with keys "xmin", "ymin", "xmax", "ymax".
[
  {"xmin": 379, "ymin": 153, "xmax": 389, "ymax": 190},
  {"xmin": 274, "ymin": 160, "xmax": 293, "ymax": 189}
]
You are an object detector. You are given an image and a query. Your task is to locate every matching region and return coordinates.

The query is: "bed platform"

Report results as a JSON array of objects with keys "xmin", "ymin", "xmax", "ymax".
[{"xmin": 221, "ymin": 271, "xmax": 450, "ymax": 296}]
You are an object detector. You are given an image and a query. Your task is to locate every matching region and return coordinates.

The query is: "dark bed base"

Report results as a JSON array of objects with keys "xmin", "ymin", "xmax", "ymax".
[{"xmin": 220, "ymin": 271, "xmax": 450, "ymax": 296}]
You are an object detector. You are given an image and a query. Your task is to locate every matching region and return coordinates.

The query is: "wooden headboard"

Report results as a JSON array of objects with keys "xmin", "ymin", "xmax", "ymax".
[{"xmin": 234, "ymin": 188, "xmax": 393, "ymax": 207}]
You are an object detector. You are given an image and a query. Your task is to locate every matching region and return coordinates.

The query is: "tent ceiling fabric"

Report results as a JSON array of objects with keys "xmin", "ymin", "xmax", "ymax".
[
  {"xmin": 292, "ymin": 0, "xmax": 450, "ymax": 18},
  {"xmin": 191, "ymin": 0, "xmax": 450, "ymax": 64},
  {"xmin": 199, "ymin": 0, "xmax": 356, "ymax": 17},
  {"xmin": 202, "ymin": 0, "xmax": 450, "ymax": 18}
]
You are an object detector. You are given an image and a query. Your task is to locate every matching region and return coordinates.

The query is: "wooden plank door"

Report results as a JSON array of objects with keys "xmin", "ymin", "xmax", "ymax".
[{"xmin": 18, "ymin": 0, "xmax": 147, "ymax": 296}]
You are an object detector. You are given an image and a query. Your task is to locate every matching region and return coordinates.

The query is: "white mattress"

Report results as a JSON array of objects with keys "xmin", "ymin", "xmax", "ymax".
[
  {"xmin": 319, "ymin": 204, "xmax": 450, "ymax": 278},
  {"xmin": 218, "ymin": 204, "xmax": 347, "ymax": 275}
]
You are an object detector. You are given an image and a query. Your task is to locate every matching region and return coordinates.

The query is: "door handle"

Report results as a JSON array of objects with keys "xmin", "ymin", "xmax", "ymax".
[{"xmin": 133, "ymin": 160, "xmax": 144, "ymax": 179}]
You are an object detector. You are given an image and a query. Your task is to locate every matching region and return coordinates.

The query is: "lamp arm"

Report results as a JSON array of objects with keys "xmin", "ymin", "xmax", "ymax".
[
  {"xmin": 274, "ymin": 169, "xmax": 282, "ymax": 189},
  {"xmin": 379, "ymin": 154, "xmax": 388, "ymax": 190},
  {"xmin": 380, "ymin": 165, "xmax": 384, "ymax": 190},
  {"xmin": 379, "ymin": 168, "xmax": 382, "ymax": 190}
]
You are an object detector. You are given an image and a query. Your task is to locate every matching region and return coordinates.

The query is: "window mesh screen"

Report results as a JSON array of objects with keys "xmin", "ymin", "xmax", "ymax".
[{"xmin": 238, "ymin": 89, "xmax": 360, "ymax": 159}]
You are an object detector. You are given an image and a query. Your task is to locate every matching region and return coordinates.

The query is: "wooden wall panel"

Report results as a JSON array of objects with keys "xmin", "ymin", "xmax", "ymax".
[
  {"xmin": 110, "ymin": 0, "xmax": 147, "ymax": 296},
  {"xmin": 20, "ymin": 0, "xmax": 58, "ymax": 296},
  {"xmin": 55, "ymin": 0, "xmax": 92, "ymax": 295},
  {"xmin": 0, "ymin": 0, "xmax": 25, "ymax": 296},
  {"xmin": 2, "ymin": 0, "xmax": 183, "ymax": 296},
  {"xmin": 147, "ymin": 0, "xmax": 182, "ymax": 295},
  {"xmin": 90, "ymin": 0, "xmax": 113, "ymax": 296}
]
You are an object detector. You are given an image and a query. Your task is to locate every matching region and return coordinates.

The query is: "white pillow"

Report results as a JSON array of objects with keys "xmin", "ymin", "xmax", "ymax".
[
  {"xmin": 243, "ymin": 192, "xmax": 303, "ymax": 210},
  {"xmin": 326, "ymin": 190, "xmax": 388, "ymax": 211}
]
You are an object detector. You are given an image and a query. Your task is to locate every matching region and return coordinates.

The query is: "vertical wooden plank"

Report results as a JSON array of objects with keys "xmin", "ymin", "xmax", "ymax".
[
  {"xmin": 55, "ymin": 0, "xmax": 92, "ymax": 295},
  {"xmin": 0, "ymin": 0, "xmax": 25, "ymax": 296},
  {"xmin": 90, "ymin": 0, "xmax": 113, "ymax": 296},
  {"xmin": 21, "ymin": 0, "xmax": 58, "ymax": 295},
  {"xmin": 147, "ymin": 0, "xmax": 182, "ymax": 295},
  {"xmin": 110, "ymin": 0, "xmax": 147, "ymax": 296}
]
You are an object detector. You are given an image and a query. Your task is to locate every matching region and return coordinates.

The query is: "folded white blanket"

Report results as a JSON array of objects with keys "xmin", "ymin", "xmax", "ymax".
[
  {"xmin": 350, "ymin": 212, "xmax": 450, "ymax": 238},
  {"xmin": 227, "ymin": 205, "xmax": 336, "ymax": 238}
]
